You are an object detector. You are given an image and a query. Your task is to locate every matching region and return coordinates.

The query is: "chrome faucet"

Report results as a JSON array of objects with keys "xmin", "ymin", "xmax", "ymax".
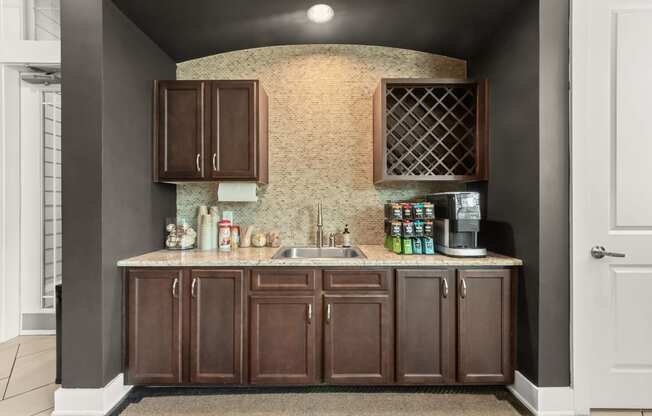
[{"xmin": 316, "ymin": 202, "xmax": 324, "ymax": 248}]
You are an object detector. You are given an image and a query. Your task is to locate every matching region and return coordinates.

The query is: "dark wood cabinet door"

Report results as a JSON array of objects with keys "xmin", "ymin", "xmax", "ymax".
[
  {"xmin": 156, "ymin": 80, "xmax": 207, "ymax": 180},
  {"xmin": 249, "ymin": 296, "xmax": 316, "ymax": 384},
  {"xmin": 127, "ymin": 269, "xmax": 183, "ymax": 385},
  {"xmin": 323, "ymin": 295, "xmax": 392, "ymax": 384},
  {"xmin": 457, "ymin": 269, "xmax": 514, "ymax": 384},
  {"xmin": 190, "ymin": 269, "xmax": 244, "ymax": 384},
  {"xmin": 396, "ymin": 269, "xmax": 455, "ymax": 384},
  {"xmin": 209, "ymin": 81, "xmax": 256, "ymax": 180}
]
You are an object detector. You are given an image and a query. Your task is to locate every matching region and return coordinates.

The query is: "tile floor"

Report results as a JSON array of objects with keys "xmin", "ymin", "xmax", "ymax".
[{"xmin": 0, "ymin": 335, "xmax": 56, "ymax": 416}]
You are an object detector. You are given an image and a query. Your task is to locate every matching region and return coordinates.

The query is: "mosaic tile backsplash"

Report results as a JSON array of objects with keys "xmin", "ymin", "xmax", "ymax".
[{"xmin": 177, "ymin": 45, "xmax": 466, "ymax": 245}]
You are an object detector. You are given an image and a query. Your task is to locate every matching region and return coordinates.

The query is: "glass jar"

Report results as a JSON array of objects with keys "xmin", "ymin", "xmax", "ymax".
[{"xmin": 165, "ymin": 217, "xmax": 196, "ymax": 250}]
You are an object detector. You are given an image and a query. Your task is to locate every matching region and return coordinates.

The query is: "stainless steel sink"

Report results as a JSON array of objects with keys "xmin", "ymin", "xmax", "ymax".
[{"xmin": 272, "ymin": 246, "xmax": 367, "ymax": 259}]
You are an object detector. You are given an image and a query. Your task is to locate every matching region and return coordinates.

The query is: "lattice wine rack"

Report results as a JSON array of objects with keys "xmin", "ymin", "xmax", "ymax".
[{"xmin": 373, "ymin": 79, "xmax": 488, "ymax": 183}]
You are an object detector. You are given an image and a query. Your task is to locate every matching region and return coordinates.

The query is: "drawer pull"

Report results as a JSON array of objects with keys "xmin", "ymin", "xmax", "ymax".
[
  {"xmin": 196, "ymin": 153, "xmax": 201, "ymax": 172},
  {"xmin": 307, "ymin": 304, "xmax": 312, "ymax": 323},
  {"xmin": 172, "ymin": 277, "xmax": 179, "ymax": 298},
  {"xmin": 442, "ymin": 278, "xmax": 449, "ymax": 298},
  {"xmin": 191, "ymin": 278, "xmax": 198, "ymax": 298},
  {"xmin": 326, "ymin": 304, "xmax": 332, "ymax": 323},
  {"xmin": 460, "ymin": 278, "xmax": 467, "ymax": 299},
  {"xmin": 212, "ymin": 153, "xmax": 217, "ymax": 171}
]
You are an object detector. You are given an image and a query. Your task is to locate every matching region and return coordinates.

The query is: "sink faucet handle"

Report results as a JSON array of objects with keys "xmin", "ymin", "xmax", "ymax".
[{"xmin": 328, "ymin": 233, "xmax": 336, "ymax": 247}]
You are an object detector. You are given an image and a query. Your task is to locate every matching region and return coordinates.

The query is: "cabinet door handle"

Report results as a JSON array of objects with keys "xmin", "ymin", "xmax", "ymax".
[
  {"xmin": 307, "ymin": 304, "xmax": 312, "ymax": 324},
  {"xmin": 172, "ymin": 277, "xmax": 179, "ymax": 299},
  {"xmin": 442, "ymin": 278, "xmax": 449, "ymax": 298},
  {"xmin": 326, "ymin": 304, "xmax": 331, "ymax": 323},
  {"xmin": 191, "ymin": 278, "xmax": 198, "ymax": 298},
  {"xmin": 212, "ymin": 153, "xmax": 217, "ymax": 171},
  {"xmin": 460, "ymin": 278, "xmax": 467, "ymax": 299},
  {"xmin": 196, "ymin": 153, "xmax": 201, "ymax": 172}
]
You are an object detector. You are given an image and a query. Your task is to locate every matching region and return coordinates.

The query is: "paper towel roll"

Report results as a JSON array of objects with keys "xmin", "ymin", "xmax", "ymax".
[{"xmin": 217, "ymin": 182, "xmax": 258, "ymax": 202}]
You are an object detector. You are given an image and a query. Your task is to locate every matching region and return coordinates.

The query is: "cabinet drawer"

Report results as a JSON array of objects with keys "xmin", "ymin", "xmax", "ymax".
[
  {"xmin": 250, "ymin": 268, "xmax": 318, "ymax": 291},
  {"xmin": 323, "ymin": 269, "xmax": 390, "ymax": 291}
]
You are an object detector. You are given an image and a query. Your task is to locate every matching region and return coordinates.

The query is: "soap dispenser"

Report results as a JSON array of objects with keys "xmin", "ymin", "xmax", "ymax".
[{"xmin": 342, "ymin": 224, "xmax": 352, "ymax": 248}]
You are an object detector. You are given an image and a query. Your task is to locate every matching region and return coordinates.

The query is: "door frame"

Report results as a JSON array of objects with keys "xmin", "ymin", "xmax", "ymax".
[
  {"xmin": 571, "ymin": 0, "xmax": 597, "ymax": 413},
  {"xmin": 0, "ymin": 64, "xmax": 22, "ymax": 342}
]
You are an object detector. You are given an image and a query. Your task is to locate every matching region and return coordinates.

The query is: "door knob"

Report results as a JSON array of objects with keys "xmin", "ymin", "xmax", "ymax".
[{"xmin": 591, "ymin": 246, "xmax": 626, "ymax": 259}]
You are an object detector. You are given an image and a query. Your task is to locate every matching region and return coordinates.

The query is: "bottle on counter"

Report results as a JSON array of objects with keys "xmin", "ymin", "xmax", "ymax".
[
  {"xmin": 218, "ymin": 219, "xmax": 232, "ymax": 252},
  {"xmin": 342, "ymin": 224, "xmax": 352, "ymax": 248},
  {"xmin": 230, "ymin": 225, "xmax": 240, "ymax": 251}
]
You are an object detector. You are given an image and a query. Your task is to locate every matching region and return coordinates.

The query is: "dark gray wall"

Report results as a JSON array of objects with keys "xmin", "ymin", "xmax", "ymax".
[
  {"xmin": 62, "ymin": 0, "xmax": 176, "ymax": 387},
  {"xmin": 537, "ymin": 0, "xmax": 570, "ymax": 387},
  {"xmin": 61, "ymin": 0, "xmax": 105, "ymax": 387},
  {"xmin": 469, "ymin": 0, "xmax": 570, "ymax": 387}
]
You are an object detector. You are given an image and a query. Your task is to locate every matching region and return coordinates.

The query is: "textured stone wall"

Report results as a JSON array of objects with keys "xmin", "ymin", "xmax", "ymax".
[{"xmin": 177, "ymin": 45, "xmax": 466, "ymax": 245}]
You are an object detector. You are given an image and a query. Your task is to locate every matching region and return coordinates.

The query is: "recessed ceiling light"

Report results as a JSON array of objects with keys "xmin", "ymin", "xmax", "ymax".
[{"xmin": 307, "ymin": 4, "xmax": 334, "ymax": 23}]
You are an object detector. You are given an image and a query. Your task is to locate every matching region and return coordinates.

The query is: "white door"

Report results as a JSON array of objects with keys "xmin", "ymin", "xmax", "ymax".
[{"xmin": 572, "ymin": 0, "xmax": 652, "ymax": 411}]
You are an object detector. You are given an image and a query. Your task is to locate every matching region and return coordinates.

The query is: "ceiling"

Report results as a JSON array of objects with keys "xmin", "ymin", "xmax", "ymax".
[{"xmin": 112, "ymin": 0, "xmax": 523, "ymax": 63}]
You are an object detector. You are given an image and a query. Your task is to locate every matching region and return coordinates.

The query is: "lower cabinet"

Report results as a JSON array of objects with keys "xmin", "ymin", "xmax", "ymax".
[
  {"xmin": 457, "ymin": 269, "xmax": 514, "ymax": 384},
  {"xmin": 396, "ymin": 269, "xmax": 454, "ymax": 384},
  {"xmin": 249, "ymin": 295, "xmax": 317, "ymax": 384},
  {"xmin": 125, "ymin": 266, "xmax": 515, "ymax": 386},
  {"xmin": 126, "ymin": 269, "xmax": 184, "ymax": 384},
  {"xmin": 190, "ymin": 269, "xmax": 244, "ymax": 384},
  {"xmin": 125, "ymin": 268, "xmax": 244, "ymax": 385},
  {"xmin": 395, "ymin": 268, "xmax": 515, "ymax": 385},
  {"xmin": 323, "ymin": 294, "xmax": 392, "ymax": 384}
]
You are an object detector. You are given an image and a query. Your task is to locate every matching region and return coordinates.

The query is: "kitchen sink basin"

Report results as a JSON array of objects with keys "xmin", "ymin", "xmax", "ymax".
[{"xmin": 272, "ymin": 246, "xmax": 367, "ymax": 259}]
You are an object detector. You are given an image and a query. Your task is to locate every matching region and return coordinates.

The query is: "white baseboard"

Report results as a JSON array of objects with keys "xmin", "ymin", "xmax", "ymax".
[
  {"xmin": 53, "ymin": 373, "xmax": 132, "ymax": 416},
  {"xmin": 20, "ymin": 329, "xmax": 56, "ymax": 335},
  {"xmin": 508, "ymin": 371, "xmax": 575, "ymax": 416}
]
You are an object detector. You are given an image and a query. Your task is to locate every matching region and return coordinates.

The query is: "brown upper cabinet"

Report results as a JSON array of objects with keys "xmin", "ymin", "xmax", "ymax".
[
  {"xmin": 154, "ymin": 80, "xmax": 268, "ymax": 183},
  {"xmin": 373, "ymin": 78, "xmax": 489, "ymax": 183}
]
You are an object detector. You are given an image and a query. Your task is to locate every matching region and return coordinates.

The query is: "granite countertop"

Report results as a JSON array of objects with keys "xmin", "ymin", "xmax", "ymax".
[{"xmin": 117, "ymin": 245, "xmax": 522, "ymax": 267}]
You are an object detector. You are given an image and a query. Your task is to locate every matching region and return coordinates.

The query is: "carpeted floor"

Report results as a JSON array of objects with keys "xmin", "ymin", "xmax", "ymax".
[{"xmin": 116, "ymin": 387, "xmax": 530, "ymax": 416}]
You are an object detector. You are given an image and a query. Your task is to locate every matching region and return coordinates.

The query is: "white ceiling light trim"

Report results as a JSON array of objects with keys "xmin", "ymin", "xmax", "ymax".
[{"xmin": 307, "ymin": 4, "xmax": 334, "ymax": 23}]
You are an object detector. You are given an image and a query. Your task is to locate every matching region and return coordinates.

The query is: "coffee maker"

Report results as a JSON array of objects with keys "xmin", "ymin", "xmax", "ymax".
[{"xmin": 427, "ymin": 192, "xmax": 487, "ymax": 257}]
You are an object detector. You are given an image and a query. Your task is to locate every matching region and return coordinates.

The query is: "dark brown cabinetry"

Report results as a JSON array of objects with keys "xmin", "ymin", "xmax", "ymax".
[
  {"xmin": 154, "ymin": 80, "xmax": 268, "ymax": 183},
  {"xmin": 155, "ymin": 81, "xmax": 208, "ymax": 180},
  {"xmin": 373, "ymin": 78, "xmax": 489, "ymax": 183},
  {"xmin": 323, "ymin": 294, "xmax": 392, "ymax": 384},
  {"xmin": 396, "ymin": 269, "xmax": 454, "ymax": 384},
  {"xmin": 125, "ymin": 268, "xmax": 244, "ymax": 385},
  {"xmin": 457, "ymin": 269, "xmax": 514, "ymax": 384},
  {"xmin": 126, "ymin": 269, "xmax": 184, "ymax": 385},
  {"xmin": 125, "ymin": 266, "xmax": 516, "ymax": 387},
  {"xmin": 249, "ymin": 296, "xmax": 317, "ymax": 385},
  {"xmin": 189, "ymin": 269, "xmax": 244, "ymax": 384}
]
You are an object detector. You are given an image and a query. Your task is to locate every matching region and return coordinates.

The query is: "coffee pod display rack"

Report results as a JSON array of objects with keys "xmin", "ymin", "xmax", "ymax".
[{"xmin": 384, "ymin": 202, "xmax": 436, "ymax": 255}]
